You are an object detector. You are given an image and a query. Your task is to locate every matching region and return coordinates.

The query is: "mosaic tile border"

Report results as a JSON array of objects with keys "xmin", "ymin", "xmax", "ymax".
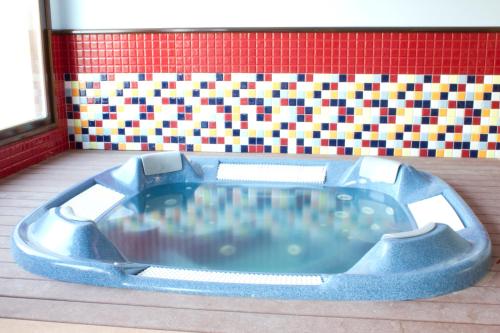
[
  {"xmin": 65, "ymin": 73, "xmax": 500, "ymax": 158},
  {"xmin": 52, "ymin": 32, "xmax": 500, "ymax": 75}
]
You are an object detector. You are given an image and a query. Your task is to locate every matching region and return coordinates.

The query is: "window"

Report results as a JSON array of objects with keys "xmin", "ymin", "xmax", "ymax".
[{"xmin": 0, "ymin": 0, "xmax": 54, "ymax": 144}]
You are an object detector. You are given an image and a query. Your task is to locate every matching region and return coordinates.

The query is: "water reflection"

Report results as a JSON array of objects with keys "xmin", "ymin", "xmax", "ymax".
[{"xmin": 98, "ymin": 183, "xmax": 412, "ymax": 274}]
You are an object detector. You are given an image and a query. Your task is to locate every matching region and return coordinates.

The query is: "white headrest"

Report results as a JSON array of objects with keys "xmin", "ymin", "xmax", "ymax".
[
  {"xmin": 61, "ymin": 184, "xmax": 124, "ymax": 221},
  {"xmin": 141, "ymin": 151, "xmax": 183, "ymax": 176},
  {"xmin": 359, "ymin": 157, "xmax": 401, "ymax": 184},
  {"xmin": 408, "ymin": 195, "xmax": 464, "ymax": 231}
]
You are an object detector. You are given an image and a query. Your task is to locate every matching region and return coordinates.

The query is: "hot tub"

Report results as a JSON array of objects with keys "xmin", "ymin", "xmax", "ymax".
[{"xmin": 11, "ymin": 152, "xmax": 491, "ymax": 300}]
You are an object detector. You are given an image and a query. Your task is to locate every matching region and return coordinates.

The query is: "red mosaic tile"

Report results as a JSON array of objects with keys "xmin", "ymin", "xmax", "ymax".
[{"xmin": 51, "ymin": 32, "xmax": 500, "ymax": 74}]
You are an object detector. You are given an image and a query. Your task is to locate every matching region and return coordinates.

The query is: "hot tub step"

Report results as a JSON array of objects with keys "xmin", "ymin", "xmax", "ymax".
[{"xmin": 138, "ymin": 266, "xmax": 323, "ymax": 285}]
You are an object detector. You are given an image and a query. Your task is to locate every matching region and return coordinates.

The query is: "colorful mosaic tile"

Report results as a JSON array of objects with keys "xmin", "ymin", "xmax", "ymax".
[{"xmin": 65, "ymin": 73, "xmax": 500, "ymax": 158}]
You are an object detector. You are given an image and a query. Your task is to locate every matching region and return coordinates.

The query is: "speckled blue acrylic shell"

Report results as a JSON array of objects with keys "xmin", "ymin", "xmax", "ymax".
[{"xmin": 11, "ymin": 154, "xmax": 491, "ymax": 300}]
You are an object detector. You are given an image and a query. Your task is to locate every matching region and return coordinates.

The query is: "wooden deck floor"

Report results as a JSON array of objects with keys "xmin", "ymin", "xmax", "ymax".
[{"xmin": 1, "ymin": 150, "xmax": 500, "ymax": 333}]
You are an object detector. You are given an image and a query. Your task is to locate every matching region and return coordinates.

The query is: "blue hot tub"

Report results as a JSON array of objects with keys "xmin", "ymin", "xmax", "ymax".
[{"xmin": 11, "ymin": 152, "xmax": 491, "ymax": 300}]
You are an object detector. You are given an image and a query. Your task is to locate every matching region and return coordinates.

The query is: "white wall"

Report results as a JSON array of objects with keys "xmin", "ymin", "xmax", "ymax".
[{"xmin": 50, "ymin": 0, "xmax": 500, "ymax": 30}]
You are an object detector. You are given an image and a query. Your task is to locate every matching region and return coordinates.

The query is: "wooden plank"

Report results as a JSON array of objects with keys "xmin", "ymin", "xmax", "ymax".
[
  {"xmin": 491, "ymin": 257, "xmax": 500, "ymax": 272},
  {"xmin": 474, "ymin": 211, "xmax": 498, "ymax": 222},
  {"xmin": 489, "ymin": 235, "xmax": 500, "ymax": 245},
  {"xmin": 0, "ymin": 215, "xmax": 22, "ymax": 226},
  {"xmin": 0, "ymin": 248, "xmax": 13, "ymax": 262},
  {"xmin": 427, "ymin": 285, "xmax": 500, "ymax": 305},
  {"xmin": 19, "ymin": 168, "xmax": 102, "ymax": 176},
  {"xmin": 0, "ymin": 296, "xmax": 404, "ymax": 333},
  {"xmin": 0, "ymin": 236, "xmax": 10, "ymax": 248},
  {"xmin": 0, "ymin": 262, "xmax": 46, "ymax": 281},
  {"xmin": 2, "ymin": 174, "xmax": 95, "ymax": 183},
  {"xmin": 0, "ymin": 184, "xmax": 64, "ymax": 194},
  {"xmin": 0, "ymin": 192, "xmax": 56, "ymax": 200},
  {"xmin": 492, "ymin": 246, "xmax": 500, "ymax": 257},
  {"xmin": 0, "ymin": 206, "xmax": 36, "ymax": 216},
  {"xmin": 0, "ymin": 225, "xmax": 12, "ymax": 237},
  {"xmin": 0, "ymin": 318, "xmax": 179, "ymax": 333},
  {"xmin": 1, "ymin": 291, "xmax": 500, "ymax": 331},
  {"xmin": 0, "ymin": 198, "xmax": 45, "ymax": 208},
  {"xmin": 462, "ymin": 198, "xmax": 500, "ymax": 206},
  {"xmin": 0, "ymin": 179, "xmax": 82, "ymax": 188},
  {"xmin": 400, "ymin": 321, "xmax": 500, "ymax": 333},
  {"xmin": 485, "ymin": 224, "xmax": 500, "ymax": 234}
]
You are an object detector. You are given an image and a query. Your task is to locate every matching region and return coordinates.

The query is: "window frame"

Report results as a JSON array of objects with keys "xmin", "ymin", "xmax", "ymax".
[{"xmin": 0, "ymin": 0, "xmax": 57, "ymax": 146}]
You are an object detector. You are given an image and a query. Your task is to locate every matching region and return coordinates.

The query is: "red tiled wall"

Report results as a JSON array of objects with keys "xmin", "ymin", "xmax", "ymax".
[
  {"xmin": 4, "ymin": 31, "xmax": 498, "ymax": 178},
  {"xmin": 0, "ymin": 43, "xmax": 68, "ymax": 179},
  {"xmin": 53, "ymin": 32, "xmax": 500, "ymax": 74},
  {"xmin": 2, "ymin": 31, "xmax": 498, "ymax": 178},
  {"xmin": 0, "ymin": 130, "xmax": 67, "ymax": 178}
]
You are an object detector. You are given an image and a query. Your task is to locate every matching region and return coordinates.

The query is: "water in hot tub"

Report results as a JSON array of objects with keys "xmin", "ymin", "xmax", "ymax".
[{"xmin": 98, "ymin": 183, "xmax": 413, "ymax": 274}]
